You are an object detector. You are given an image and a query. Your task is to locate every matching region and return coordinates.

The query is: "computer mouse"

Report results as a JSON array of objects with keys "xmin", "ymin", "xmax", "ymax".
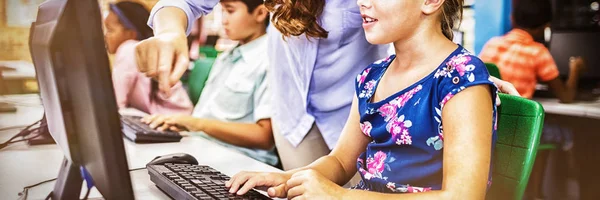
[{"xmin": 146, "ymin": 153, "xmax": 199, "ymax": 166}]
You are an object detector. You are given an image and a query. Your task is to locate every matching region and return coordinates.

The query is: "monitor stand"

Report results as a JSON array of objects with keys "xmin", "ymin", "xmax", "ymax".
[{"xmin": 52, "ymin": 158, "xmax": 83, "ymax": 200}]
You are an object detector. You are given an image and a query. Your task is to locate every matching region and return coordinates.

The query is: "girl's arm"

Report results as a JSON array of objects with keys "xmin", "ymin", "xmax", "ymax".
[
  {"xmin": 227, "ymin": 96, "xmax": 372, "ymax": 196},
  {"xmin": 295, "ymin": 96, "xmax": 371, "ymax": 185}
]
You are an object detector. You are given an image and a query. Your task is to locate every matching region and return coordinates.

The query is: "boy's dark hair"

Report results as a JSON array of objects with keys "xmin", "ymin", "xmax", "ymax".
[
  {"xmin": 221, "ymin": 0, "xmax": 269, "ymax": 27},
  {"xmin": 113, "ymin": 1, "xmax": 154, "ymax": 40},
  {"xmin": 512, "ymin": 0, "xmax": 553, "ymax": 29}
]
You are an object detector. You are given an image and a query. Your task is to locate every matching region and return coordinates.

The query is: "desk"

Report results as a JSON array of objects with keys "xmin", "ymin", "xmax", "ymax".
[
  {"xmin": 533, "ymin": 97, "xmax": 600, "ymax": 119},
  {"xmin": 0, "ymin": 61, "xmax": 38, "ymax": 94},
  {"xmin": 533, "ymin": 97, "xmax": 600, "ymax": 200},
  {"xmin": 0, "ymin": 94, "xmax": 282, "ymax": 199}
]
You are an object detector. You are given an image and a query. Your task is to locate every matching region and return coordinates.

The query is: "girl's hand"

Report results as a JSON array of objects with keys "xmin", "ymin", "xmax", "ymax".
[
  {"xmin": 490, "ymin": 76, "xmax": 520, "ymax": 97},
  {"xmin": 286, "ymin": 169, "xmax": 346, "ymax": 200},
  {"xmin": 225, "ymin": 171, "xmax": 291, "ymax": 198}
]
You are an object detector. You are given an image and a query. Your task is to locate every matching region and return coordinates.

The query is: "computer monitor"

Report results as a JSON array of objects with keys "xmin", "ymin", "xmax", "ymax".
[
  {"xmin": 29, "ymin": 0, "xmax": 134, "ymax": 199},
  {"xmin": 549, "ymin": 31, "xmax": 600, "ymax": 84}
]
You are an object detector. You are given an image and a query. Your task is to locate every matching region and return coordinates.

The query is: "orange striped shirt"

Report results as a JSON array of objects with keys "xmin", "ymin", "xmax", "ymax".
[{"xmin": 479, "ymin": 29, "xmax": 559, "ymax": 98}]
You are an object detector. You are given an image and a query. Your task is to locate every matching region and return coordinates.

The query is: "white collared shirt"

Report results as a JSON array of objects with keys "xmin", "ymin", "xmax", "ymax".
[{"xmin": 191, "ymin": 35, "xmax": 277, "ymax": 165}]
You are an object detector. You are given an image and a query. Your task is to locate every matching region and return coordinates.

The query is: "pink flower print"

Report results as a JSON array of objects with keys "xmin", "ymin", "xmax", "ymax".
[
  {"xmin": 378, "ymin": 103, "xmax": 397, "ymax": 122},
  {"xmin": 494, "ymin": 111, "xmax": 498, "ymax": 131},
  {"xmin": 386, "ymin": 115, "xmax": 412, "ymax": 143},
  {"xmin": 366, "ymin": 151, "xmax": 387, "ymax": 174},
  {"xmin": 360, "ymin": 121, "xmax": 373, "ymax": 137},
  {"xmin": 406, "ymin": 185, "xmax": 432, "ymax": 193},
  {"xmin": 397, "ymin": 129, "xmax": 412, "ymax": 145},
  {"xmin": 356, "ymin": 68, "xmax": 371, "ymax": 85},
  {"xmin": 456, "ymin": 64, "xmax": 475, "ymax": 77},
  {"xmin": 396, "ymin": 85, "xmax": 423, "ymax": 107},
  {"xmin": 364, "ymin": 80, "xmax": 376, "ymax": 90},
  {"xmin": 440, "ymin": 93, "xmax": 454, "ymax": 108},
  {"xmin": 359, "ymin": 80, "xmax": 377, "ymax": 98},
  {"xmin": 386, "ymin": 182, "xmax": 396, "ymax": 190},
  {"xmin": 373, "ymin": 56, "xmax": 393, "ymax": 65},
  {"xmin": 448, "ymin": 54, "xmax": 473, "ymax": 76}
]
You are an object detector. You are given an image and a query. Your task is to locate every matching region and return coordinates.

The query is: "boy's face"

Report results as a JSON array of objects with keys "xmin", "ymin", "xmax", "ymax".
[{"xmin": 221, "ymin": 1, "xmax": 263, "ymax": 42}]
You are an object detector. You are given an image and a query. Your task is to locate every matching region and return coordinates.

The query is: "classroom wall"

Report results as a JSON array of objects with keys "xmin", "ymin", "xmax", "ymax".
[
  {"xmin": 0, "ymin": 0, "xmax": 158, "ymax": 62},
  {"xmin": 474, "ymin": 0, "xmax": 513, "ymax": 54}
]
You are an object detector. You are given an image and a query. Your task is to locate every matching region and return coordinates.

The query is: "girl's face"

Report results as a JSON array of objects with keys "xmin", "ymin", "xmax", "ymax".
[
  {"xmin": 357, "ymin": 0, "xmax": 436, "ymax": 44},
  {"xmin": 104, "ymin": 11, "xmax": 137, "ymax": 54}
]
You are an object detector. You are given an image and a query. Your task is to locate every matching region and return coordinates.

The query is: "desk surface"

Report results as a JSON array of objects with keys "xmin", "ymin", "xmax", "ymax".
[
  {"xmin": 0, "ymin": 61, "xmax": 36, "ymax": 79},
  {"xmin": 533, "ymin": 97, "xmax": 600, "ymax": 119},
  {"xmin": 0, "ymin": 94, "xmax": 281, "ymax": 199}
]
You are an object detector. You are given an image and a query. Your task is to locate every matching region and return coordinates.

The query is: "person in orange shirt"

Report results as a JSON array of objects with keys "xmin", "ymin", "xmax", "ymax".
[
  {"xmin": 479, "ymin": 0, "xmax": 585, "ymax": 199},
  {"xmin": 479, "ymin": 0, "xmax": 585, "ymax": 102}
]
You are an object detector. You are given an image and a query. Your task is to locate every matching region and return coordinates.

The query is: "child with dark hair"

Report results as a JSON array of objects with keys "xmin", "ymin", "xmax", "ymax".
[
  {"xmin": 480, "ymin": 0, "xmax": 585, "ymax": 101},
  {"xmin": 479, "ymin": 0, "xmax": 586, "ymax": 199},
  {"xmin": 105, "ymin": 1, "xmax": 193, "ymax": 115}
]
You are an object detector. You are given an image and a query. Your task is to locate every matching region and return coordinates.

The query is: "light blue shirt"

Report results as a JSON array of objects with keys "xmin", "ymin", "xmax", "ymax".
[
  {"xmin": 149, "ymin": 0, "xmax": 389, "ymax": 149},
  {"xmin": 191, "ymin": 35, "xmax": 277, "ymax": 166}
]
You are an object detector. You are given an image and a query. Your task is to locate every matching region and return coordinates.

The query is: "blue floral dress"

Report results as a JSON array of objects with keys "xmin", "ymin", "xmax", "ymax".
[{"xmin": 352, "ymin": 46, "xmax": 498, "ymax": 193}]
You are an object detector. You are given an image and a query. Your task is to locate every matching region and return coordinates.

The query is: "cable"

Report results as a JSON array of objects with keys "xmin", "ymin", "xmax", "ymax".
[
  {"xmin": 18, "ymin": 167, "xmax": 147, "ymax": 200},
  {"xmin": 1, "ymin": 118, "xmax": 46, "ymax": 150},
  {"xmin": 18, "ymin": 177, "xmax": 57, "ymax": 200},
  {"xmin": 0, "ymin": 125, "xmax": 29, "ymax": 132}
]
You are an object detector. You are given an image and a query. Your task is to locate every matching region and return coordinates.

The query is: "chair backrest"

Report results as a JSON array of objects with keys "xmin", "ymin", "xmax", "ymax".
[
  {"xmin": 486, "ymin": 93, "xmax": 545, "ymax": 200},
  {"xmin": 188, "ymin": 58, "xmax": 215, "ymax": 105},
  {"xmin": 485, "ymin": 63, "xmax": 502, "ymax": 80},
  {"xmin": 199, "ymin": 46, "xmax": 219, "ymax": 58}
]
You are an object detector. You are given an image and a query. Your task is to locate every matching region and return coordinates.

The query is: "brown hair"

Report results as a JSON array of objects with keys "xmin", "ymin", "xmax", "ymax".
[
  {"xmin": 264, "ymin": 0, "xmax": 328, "ymax": 39},
  {"xmin": 440, "ymin": 0, "xmax": 464, "ymax": 40}
]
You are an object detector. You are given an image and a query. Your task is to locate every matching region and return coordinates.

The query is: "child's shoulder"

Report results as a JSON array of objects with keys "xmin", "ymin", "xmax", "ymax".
[
  {"xmin": 434, "ymin": 49, "xmax": 492, "ymax": 87},
  {"xmin": 355, "ymin": 55, "xmax": 395, "ymax": 85}
]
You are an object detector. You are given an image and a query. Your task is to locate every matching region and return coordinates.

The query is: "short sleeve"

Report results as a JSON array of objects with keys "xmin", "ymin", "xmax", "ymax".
[
  {"xmin": 535, "ymin": 47, "xmax": 560, "ymax": 82},
  {"xmin": 355, "ymin": 55, "xmax": 394, "ymax": 98},
  {"xmin": 355, "ymin": 66, "xmax": 373, "ymax": 95},
  {"xmin": 148, "ymin": 0, "xmax": 220, "ymax": 35},
  {"xmin": 253, "ymin": 72, "xmax": 272, "ymax": 121},
  {"xmin": 437, "ymin": 53, "xmax": 498, "ymax": 109}
]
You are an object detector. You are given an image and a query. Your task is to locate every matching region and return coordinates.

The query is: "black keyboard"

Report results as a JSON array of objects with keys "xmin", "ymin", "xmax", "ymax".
[
  {"xmin": 121, "ymin": 115, "xmax": 182, "ymax": 143},
  {"xmin": 147, "ymin": 163, "xmax": 271, "ymax": 200}
]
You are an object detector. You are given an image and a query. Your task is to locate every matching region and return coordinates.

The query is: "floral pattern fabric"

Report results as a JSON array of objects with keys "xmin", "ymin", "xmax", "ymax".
[{"xmin": 352, "ymin": 46, "xmax": 498, "ymax": 193}]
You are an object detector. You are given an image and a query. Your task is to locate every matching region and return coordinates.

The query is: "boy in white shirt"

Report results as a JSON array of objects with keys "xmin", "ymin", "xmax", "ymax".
[{"xmin": 142, "ymin": 0, "xmax": 276, "ymax": 166}]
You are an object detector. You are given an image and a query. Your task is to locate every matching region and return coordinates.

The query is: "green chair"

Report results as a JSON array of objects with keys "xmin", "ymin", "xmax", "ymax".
[
  {"xmin": 485, "ymin": 63, "xmax": 502, "ymax": 80},
  {"xmin": 486, "ymin": 93, "xmax": 545, "ymax": 200},
  {"xmin": 199, "ymin": 46, "xmax": 219, "ymax": 58},
  {"xmin": 187, "ymin": 58, "xmax": 215, "ymax": 105}
]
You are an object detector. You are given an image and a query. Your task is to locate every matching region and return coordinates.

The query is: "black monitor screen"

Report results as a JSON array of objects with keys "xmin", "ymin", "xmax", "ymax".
[{"xmin": 29, "ymin": 0, "xmax": 134, "ymax": 199}]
